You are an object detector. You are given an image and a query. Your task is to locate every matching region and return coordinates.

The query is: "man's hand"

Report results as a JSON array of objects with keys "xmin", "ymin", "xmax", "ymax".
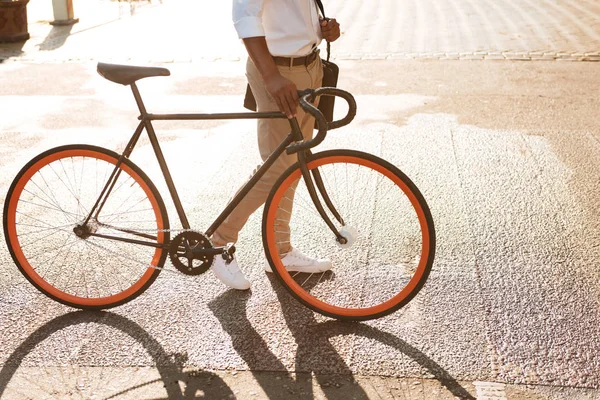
[
  {"xmin": 265, "ymin": 73, "xmax": 299, "ymax": 119},
  {"xmin": 320, "ymin": 18, "xmax": 341, "ymax": 42},
  {"xmin": 242, "ymin": 37, "xmax": 299, "ymax": 118}
]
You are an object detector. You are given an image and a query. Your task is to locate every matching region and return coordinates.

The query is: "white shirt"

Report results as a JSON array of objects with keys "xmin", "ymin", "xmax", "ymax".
[{"xmin": 232, "ymin": 0, "xmax": 323, "ymax": 57}]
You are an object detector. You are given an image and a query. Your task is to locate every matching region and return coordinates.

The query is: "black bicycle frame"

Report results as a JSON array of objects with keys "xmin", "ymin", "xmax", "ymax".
[{"xmin": 83, "ymin": 82, "xmax": 344, "ymax": 250}]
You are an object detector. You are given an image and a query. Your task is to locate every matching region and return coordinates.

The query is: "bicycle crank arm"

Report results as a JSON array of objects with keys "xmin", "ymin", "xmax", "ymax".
[{"xmin": 192, "ymin": 243, "xmax": 236, "ymax": 257}]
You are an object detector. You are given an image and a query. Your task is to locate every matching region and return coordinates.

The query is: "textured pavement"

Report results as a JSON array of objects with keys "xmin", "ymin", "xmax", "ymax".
[
  {"xmin": 328, "ymin": 0, "xmax": 600, "ymax": 60},
  {"xmin": 1, "ymin": 0, "xmax": 600, "ymax": 62},
  {"xmin": 1, "ymin": 61, "xmax": 600, "ymax": 399}
]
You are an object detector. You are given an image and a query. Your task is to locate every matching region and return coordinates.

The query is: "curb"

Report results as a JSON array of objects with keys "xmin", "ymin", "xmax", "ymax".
[{"xmin": 2, "ymin": 51, "xmax": 600, "ymax": 64}]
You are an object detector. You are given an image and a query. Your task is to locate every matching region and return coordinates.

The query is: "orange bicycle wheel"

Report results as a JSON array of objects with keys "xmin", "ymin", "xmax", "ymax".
[
  {"xmin": 3, "ymin": 145, "xmax": 169, "ymax": 309},
  {"xmin": 262, "ymin": 150, "xmax": 435, "ymax": 321}
]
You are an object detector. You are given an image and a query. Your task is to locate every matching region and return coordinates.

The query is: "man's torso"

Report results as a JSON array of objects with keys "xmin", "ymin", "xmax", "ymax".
[
  {"xmin": 233, "ymin": 0, "xmax": 323, "ymax": 57},
  {"xmin": 262, "ymin": 0, "xmax": 322, "ymax": 56}
]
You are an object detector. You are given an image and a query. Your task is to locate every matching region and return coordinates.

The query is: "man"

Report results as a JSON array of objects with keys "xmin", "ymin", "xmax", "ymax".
[{"xmin": 210, "ymin": 0, "xmax": 341, "ymax": 290}]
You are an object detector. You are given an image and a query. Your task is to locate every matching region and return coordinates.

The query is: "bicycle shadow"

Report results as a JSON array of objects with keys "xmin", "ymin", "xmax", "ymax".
[
  {"xmin": 0, "ymin": 311, "xmax": 233, "ymax": 400},
  {"xmin": 208, "ymin": 274, "xmax": 475, "ymax": 400}
]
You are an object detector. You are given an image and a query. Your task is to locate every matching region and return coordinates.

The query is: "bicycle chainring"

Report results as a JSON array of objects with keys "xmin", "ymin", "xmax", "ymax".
[{"xmin": 168, "ymin": 231, "xmax": 214, "ymax": 275}]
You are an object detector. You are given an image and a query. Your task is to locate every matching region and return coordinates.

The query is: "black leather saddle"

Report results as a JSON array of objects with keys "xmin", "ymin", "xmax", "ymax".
[{"xmin": 97, "ymin": 62, "xmax": 170, "ymax": 85}]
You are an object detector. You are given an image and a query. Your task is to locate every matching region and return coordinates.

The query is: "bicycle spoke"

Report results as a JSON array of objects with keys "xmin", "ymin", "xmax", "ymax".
[
  {"xmin": 85, "ymin": 237, "xmax": 153, "ymax": 276},
  {"xmin": 50, "ymin": 161, "xmax": 89, "ymax": 218},
  {"xmin": 28, "ymin": 174, "xmax": 74, "ymax": 225},
  {"xmin": 103, "ymin": 195, "xmax": 148, "ymax": 225},
  {"xmin": 38, "ymin": 235, "xmax": 79, "ymax": 279},
  {"xmin": 301, "ymin": 272, "xmax": 316, "ymax": 287},
  {"xmin": 16, "ymin": 213, "xmax": 74, "ymax": 249},
  {"xmin": 82, "ymin": 239, "xmax": 127, "ymax": 294},
  {"xmin": 282, "ymin": 192, "xmax": 321, "ymax": 221},
  {"xmin": 16, "ymin": 222, "xmax": 75, "ymax": 237},
  {"xmin": 100, "ymin": 207, "xmax": 154, "ymax": 218},
  {"xmin": 62, "ymin": 243, "xmax": 85, "ymax": 296},
  {"xmin": 58, "ymin": 158, "xmax": 79, "ymax": 201},
  {"xmin": 278, "ymin": 181, "xmax": 330, "ymax": 233},
  {"xmin": 21, "ymin": 187, "xmax": 69, "ymax": 218},
  {"xmin": 109, "ymin": 175, "xmax": 136, "ymax": 199},
  {"xmin": 17, "ymin": 198, "xmax": 80, "ymax": 219},
  {"xmin": 43, "ymin": 236, "xmax": 79, "ymax": 285},
  {"xmin": 79, "ymin": 156, "xmax": 86, "ymax": 206}
]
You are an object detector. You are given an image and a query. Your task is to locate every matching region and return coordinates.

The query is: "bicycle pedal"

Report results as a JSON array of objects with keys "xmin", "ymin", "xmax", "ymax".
[
  {"xmin": 223, "ymin": 242, "xmax": 236, "ymax": 254},
  {"xmin": 221, "ymin": 243, "xmax": 236, "ymax": 263}
]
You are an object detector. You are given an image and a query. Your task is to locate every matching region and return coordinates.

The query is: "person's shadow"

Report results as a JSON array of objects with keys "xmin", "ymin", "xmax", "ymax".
[
  {"xmin": 0, "ymin": 311, "xmax": 234, "ymax": 400},
  {"xmin": 209, "ymin": 274, "xmax": 475, "ymax": 400}
]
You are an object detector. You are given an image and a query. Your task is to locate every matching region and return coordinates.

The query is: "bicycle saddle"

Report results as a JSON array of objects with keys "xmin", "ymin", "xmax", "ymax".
[{"xmin": 97, "ymin": 62, "xmax": 170, "ymax": 86}]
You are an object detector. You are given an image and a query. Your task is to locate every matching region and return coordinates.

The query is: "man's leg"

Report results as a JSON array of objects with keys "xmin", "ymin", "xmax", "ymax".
[{"xmin": 212, "ymin": 57, "xmax": 323, "ymax": 255}]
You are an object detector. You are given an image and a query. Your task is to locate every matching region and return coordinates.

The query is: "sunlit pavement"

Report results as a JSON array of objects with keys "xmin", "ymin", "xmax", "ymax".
[
  {"xmin": 1, "ymin": 0, "xmax": 600, "ymax": 63},
  {"xmin": 1, "ymin": 1, "xmax": 600, "ymax": 399}
]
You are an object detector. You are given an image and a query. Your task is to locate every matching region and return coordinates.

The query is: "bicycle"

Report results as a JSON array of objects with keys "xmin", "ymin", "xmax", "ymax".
[{"xmin": 3, "ymin": 62, "xmax": 435, "ymax": 321}]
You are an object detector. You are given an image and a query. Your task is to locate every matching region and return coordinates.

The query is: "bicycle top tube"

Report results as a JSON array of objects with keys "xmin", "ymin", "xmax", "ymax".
[{"xmin": 97, "ymin": 62, "xmax": 357, "ymax": 153}]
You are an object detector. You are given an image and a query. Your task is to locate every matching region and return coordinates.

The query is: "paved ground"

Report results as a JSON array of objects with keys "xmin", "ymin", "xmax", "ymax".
[
  {"xmin": 1, "ymin": 1, "xmax": 600, "ymax": 400},
  {"xmin": 1, "ymin": 0, "xmax": 600, "ymax": 62},
  {"xmin": 1, "ymin": 60, "xmax": 600, "ymax": 399}
]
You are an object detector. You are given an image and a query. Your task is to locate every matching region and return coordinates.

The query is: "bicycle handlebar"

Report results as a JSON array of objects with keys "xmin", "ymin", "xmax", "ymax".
[{"xmin": 286, "ymin": 88, "xmax": 357, "ymax": 154}]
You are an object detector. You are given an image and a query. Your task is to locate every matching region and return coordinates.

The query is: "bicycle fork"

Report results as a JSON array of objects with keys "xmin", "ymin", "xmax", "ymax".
[
  {"xmin": 288, "ymin": 114, "xmax": 347, "ymax": 245},
  {"xmin": 297, "ymin": 150, "xmax": 348, "ymax": 245}
]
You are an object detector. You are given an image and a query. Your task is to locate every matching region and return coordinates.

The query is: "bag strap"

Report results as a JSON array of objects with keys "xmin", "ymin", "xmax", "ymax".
[
  {"xmin": 313, "ymin": 0, "xmax": 331, "ymax": 62},
  {"xmin": 314, "ymin": 0, "xmax": 325, "ymax": 18}
]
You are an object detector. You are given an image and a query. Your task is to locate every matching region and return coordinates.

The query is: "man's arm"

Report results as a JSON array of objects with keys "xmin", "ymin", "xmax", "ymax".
[
  {"xmin": 243, "ymin": 37, "xmax": 299, "ymax": 118},
  {"xmin": 233, "ymin": 0, "xmax": 299, "ymax": 118}
]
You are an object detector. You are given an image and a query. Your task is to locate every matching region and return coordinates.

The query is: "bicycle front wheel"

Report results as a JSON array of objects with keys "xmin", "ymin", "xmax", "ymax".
[
  {"xmin": 3, "ymin": 145, "xmax": 169, "ymax": 309},
  {"xmin": 262, "ymin": 150, "xmax": 435, "ymax": 321}
]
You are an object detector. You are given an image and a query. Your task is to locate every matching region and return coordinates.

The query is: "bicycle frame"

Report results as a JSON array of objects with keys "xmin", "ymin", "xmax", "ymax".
[{"xmin": 81, "ymin": 82, "xmax": 345, "ymax": 252}]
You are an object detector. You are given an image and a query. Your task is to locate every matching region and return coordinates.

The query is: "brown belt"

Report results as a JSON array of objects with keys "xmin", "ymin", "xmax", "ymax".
[{"xmin": 273, "ymin": 49, "xmax": 320, "ymax": 67}]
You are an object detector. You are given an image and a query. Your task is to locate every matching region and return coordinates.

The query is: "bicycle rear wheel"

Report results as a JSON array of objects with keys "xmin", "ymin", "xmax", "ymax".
[
  {"xmin": 3, "ymin": 145, "xmax": 169, "ymax": 309},
  {"xmin": 262, "ymin": 150, "xmax": 435, "ymax": 321}
]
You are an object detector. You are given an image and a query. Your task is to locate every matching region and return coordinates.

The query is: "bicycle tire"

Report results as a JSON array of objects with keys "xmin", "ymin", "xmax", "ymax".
[
  {"xmin": 262, "ymin": 150, "xmax": 435, "ymax": 321},
  {"xmin": 3, "ymin": 144, "xmax": 170, "ymax": 310}
]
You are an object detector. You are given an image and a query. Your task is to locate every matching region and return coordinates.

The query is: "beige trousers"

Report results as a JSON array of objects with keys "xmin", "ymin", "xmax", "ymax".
[{"xmin": 212, "ymin": 56, "xmax": 324, "ymax": 255}]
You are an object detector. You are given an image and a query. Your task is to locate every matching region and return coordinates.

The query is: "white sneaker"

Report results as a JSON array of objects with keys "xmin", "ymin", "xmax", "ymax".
[
  {"xmin": 265, "ymin": 248, "xmax": 332, "ymax": 274},
  {"xmin": 211, "ymin": 255, "xmax": 250, "ymax": 290}
]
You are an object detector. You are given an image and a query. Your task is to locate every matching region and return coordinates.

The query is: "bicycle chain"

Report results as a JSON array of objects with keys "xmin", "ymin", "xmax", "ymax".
[{"xmin": 87, "ymin": 227, "xmax": 207, "ymax": 275}]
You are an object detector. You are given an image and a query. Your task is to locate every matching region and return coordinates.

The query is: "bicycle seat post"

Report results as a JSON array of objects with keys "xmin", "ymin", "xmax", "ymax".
[{"xmin": 130, "ymin": 82, "xmax": 149, "ymax": 119}]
